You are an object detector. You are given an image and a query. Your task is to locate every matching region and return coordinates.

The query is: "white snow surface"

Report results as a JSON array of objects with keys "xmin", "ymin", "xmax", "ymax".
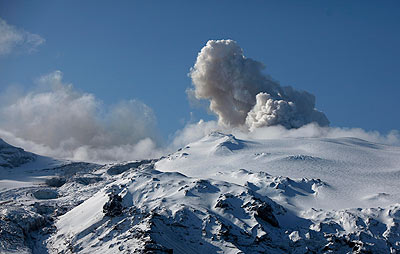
[
  {"xmin": 156, "ymin": 132, "xmax": 400, "ymax": 210},
  {"xmin": 1, "ymin": 133, "xmax": 400, "ymax": 253}
]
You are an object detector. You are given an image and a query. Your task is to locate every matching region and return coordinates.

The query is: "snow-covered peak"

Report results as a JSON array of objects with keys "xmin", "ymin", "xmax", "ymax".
[
  {"xmin": 199, "ymin": 132, "xmax": 246, "ymax": 155},
  {"xmin": 0, "ymin": 138, "xmax": 36, "ymax": 168}
]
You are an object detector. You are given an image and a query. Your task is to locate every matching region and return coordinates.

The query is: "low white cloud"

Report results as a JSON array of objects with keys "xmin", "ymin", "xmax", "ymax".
[
  {"xmin": 170, "ymin": 120, "xmax": 221, "ymax": 149},
  {"xmin": 245, "ymin": 123, "xmax": 400, "ymax": 146},
  {"xmin": 169, "ymin": 120, "xmax": 399, "ymax": 148},
  {"xmin": 0, "ymin": 18, "xmax": 45, "ymax": 55},
  {"xmin": 0, "ymin": 71, "xmax": 162, "ymax": 162}
]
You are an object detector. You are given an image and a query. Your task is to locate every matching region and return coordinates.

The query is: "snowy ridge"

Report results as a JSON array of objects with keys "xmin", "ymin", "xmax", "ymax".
[
  {"xmin": 0, "ymin": 134, "xmax": 400, "ymax": 253},
  {"xmin": 0, "ymin": 138, "xmax": 36, "ymax": 169}
]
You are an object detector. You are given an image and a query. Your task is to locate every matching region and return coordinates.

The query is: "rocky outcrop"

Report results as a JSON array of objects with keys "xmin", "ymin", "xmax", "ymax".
[{"xmin": 0, "ymin": 139, "xmax": 35, "ymax": 168}]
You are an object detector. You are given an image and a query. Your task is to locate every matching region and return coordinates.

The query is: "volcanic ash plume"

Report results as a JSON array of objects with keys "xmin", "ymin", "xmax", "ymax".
[{"xmin": 189, "ymin": 39, "xmax": 329, "ymax": 130}]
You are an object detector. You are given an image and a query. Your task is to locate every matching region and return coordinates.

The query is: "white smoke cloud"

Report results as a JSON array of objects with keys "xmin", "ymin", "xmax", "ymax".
[
  {"xmin": 0, "ymin": 71, "xmax": 162, "ymax": 162},
  {"xmin": 189, "ymin": 39, "xmax": 329, "ymax": 129},
  {"xmin": 0, "ymin": 18, "xmax": 45, "ymax": 55}
]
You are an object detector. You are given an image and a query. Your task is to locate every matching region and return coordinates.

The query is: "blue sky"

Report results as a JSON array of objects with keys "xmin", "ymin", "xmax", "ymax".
[{"xmin": 1, "ymin": 0, "xmax": 400, "ymax": 138}]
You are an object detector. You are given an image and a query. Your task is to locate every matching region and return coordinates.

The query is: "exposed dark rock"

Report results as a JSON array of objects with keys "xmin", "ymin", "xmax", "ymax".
[
  {"xmin": 107, "ymin": 160, "xmax": 152, "ymax": 175},
  {"xmin": 215, "ymin": 193, "xmax": 236, "ymax": 210},
  {"xmin": 50, "ymin": 162, "xmax": 98, "ymax": 176},
  {"xmin": 255, "ymin": 204, "xmax": 279, "ymax": 228},
  {"xmin": 74, "ymin": 176, "xmax": 103, "ymax": 185},
  {"xmin": 144, "ymin": 242, "xmax": 173, "ymax": 254},
  {"xmin": 0, "ymin": 208, "xmax": 48, "ymax": 253},
  {"xmin": 215, "ymin": 199, "xmax": 230, "ymax": 209},
  {"xmin": 32, "ymin": 189, "xmax": 58, "ymax": 200},
  {"xmin": 0, "ymin": 138, "xmax": 36, "ymax": 168},
  {"xmin": 33, "ymin": 202, "xmax": 56, "ymax": 215},
  {"xmin": 45, "ymin": 177, "xmax": 66, "ymax": 187},
  {"xmin": 103, "ymin": 193, "xmax": 123, "ymax": 217}
]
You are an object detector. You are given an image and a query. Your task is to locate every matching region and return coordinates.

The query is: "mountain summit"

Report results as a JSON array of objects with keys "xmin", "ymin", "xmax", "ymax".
[{"xmin": 0, "ymin": 138, "xmax": 36, "ymax": 169}]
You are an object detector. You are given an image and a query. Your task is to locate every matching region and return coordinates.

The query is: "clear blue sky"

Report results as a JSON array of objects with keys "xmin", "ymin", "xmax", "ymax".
[{"xmin": 1, "ymin": 0, "xmax": 399, "ymax": 138}]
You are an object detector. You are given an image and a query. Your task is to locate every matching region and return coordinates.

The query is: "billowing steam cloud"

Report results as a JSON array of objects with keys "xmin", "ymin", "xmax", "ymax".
[
  {"xmin": 0, "ymin": 71, "xmax": 161, "ymax": 162},
  {"xmin": 189, "ymin": 39, "xmax": 329, "ymax": 130}
]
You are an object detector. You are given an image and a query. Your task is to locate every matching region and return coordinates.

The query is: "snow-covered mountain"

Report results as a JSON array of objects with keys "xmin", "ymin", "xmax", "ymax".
[
  {"xmin": 0, "ymin": 138, "xmax": 36, "ymax": 169},
  {"xmin": 1, "ymin": 133, "xmax": 400, "ymax": 253}
]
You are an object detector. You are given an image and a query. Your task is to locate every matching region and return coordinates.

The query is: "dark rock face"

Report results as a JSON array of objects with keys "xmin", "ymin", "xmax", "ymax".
[
  {"xmin": 144, "ymin": 242, "xmax": 173, "ymax": 254},
  {"xmin": 45, "ymin": 177, "xmax": 66, "ymax": 187},
  {"xmin": 0, "ymin": 208, "xmax": 48, "ymax": 253},
  {"xmin": 103, "ymin": 193, "xmax": 123, "ymax": 217},
  {"xmin": 107, "ymin": 160, "xmax": 152, "ymax": 175},
  {"xmin": 74, "ymin": 176, "xmax": 103, "ymax": 185},
  {"xmin": 32, "ymin": 189, "xmax": 58, "ymax": 200},
  {"xmin": 0, "ymin": 138, "xmax": 36, "ymax": 168},
  {"xmin": 255, "ymin": 204, "xmax": 279, "ymax": 228}
]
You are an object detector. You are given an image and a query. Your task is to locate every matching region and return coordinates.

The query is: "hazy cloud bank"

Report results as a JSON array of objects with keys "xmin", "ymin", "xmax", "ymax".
[
  {"xmin": 171, "ymin": 120, "xmax": 400, "ymax": 149},
  {"xmin": 0, "ymin": 71, "xmax": 162, "ymax": 162}
]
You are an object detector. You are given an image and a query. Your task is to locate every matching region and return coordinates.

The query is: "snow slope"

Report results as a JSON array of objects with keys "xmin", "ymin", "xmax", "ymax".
[
  {"xmin": 1, "ymin": 133, "xmax": 400, "ymax": 253},
  {"xmin": 156, "ymin": 132, "xmax": 400, "ymax": 210}
]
